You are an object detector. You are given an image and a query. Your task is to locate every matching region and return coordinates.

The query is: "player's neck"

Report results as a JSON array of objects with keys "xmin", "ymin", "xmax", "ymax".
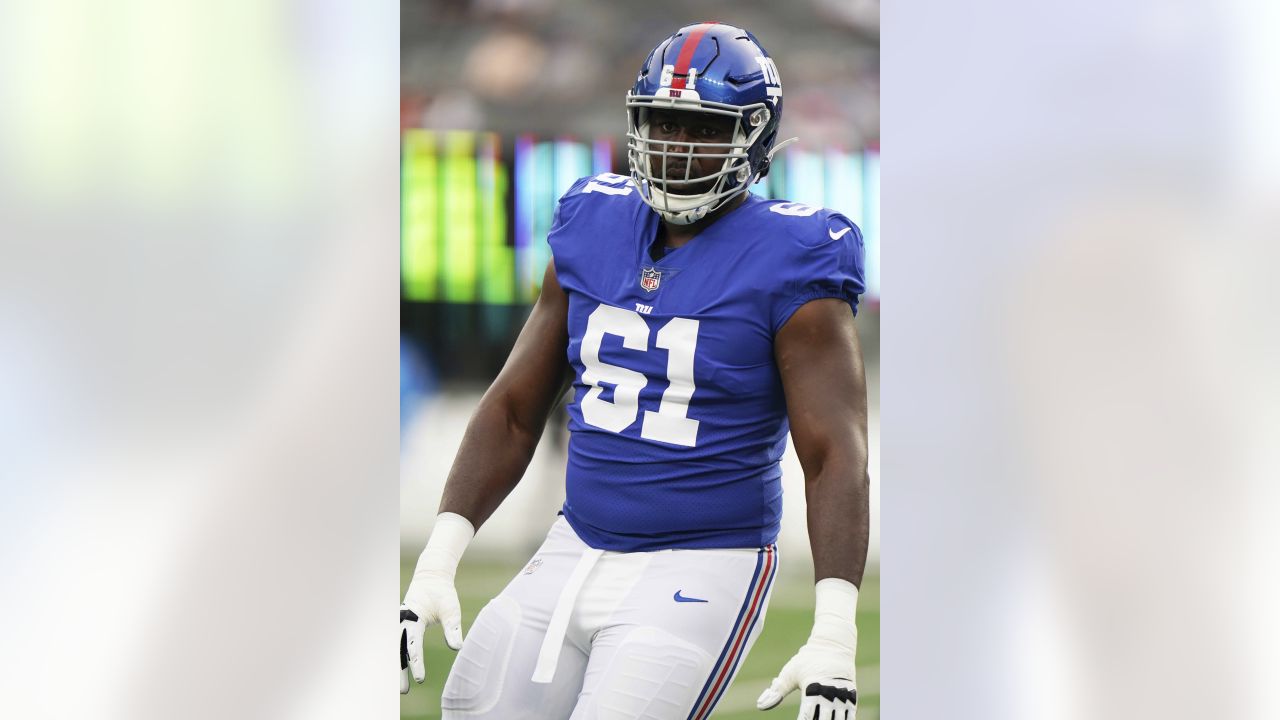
[{"xmin": 659, "ymin": 192, "xmax": 748, "ymax": 249}]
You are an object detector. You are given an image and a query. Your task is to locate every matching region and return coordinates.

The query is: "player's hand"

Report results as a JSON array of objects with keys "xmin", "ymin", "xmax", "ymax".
[
  {"xmin": 398, "ymin": 513, "xmax": 475, "ymax": 695},
  {"xmin": 399, "ymin": 570, "xmax": 464, "ymax": 694},
  {"xmin": 755, "ymin": 637, "xmax": 857, "ymax": 718},
  {"xmin": 756, "ymin": 577, "xmax": 859, "ymax": 718}
]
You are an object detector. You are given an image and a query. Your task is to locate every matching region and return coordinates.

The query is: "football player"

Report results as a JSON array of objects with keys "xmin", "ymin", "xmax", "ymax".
[{"xmin": 401, "ymin": 21, "xmax": 868, "ymax": 720}]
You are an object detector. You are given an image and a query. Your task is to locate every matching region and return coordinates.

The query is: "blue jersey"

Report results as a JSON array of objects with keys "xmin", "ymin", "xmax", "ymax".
[{"xmin": 548, "ymin": 173, "xmax": 865, "ymax": 551}]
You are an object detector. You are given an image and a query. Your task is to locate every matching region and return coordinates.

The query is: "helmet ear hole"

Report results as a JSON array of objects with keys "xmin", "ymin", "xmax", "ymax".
[{"xmin": 757, "ymin": 156, "xmax": 773, "ymax": 180}]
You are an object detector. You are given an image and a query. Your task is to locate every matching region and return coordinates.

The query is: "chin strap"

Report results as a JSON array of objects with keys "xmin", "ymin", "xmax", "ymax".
[
  {"xmin": 767, "ymin": 136, "xmax": 800, "ymax": 163},
  {"xmin": 754, "ymin": 137, "xmax": 799, "ymax": 185}
]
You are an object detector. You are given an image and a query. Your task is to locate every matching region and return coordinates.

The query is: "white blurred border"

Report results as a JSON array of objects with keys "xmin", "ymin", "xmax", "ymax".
[
  {"xmin": 884, "ymin": 0, "xmax": 1279, "ymax": 718},
  {"xmin": 0, "ymin": 1, "xmax": 400, "ymax": 718}
]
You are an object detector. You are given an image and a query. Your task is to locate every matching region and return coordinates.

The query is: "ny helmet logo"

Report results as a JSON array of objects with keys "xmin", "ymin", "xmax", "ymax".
[{"xmin": 640, "ymin": 267, "xmax": 662, "ymax": 292}]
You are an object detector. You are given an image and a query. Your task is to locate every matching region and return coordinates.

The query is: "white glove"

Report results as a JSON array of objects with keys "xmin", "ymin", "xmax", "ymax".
[
  {"xmin": 756, "ymin": 578, "xmax": 859, "ymax": 719},
  {"xmin": 400, "ymin": 512, "xmax": 474, "ymax": 694}
]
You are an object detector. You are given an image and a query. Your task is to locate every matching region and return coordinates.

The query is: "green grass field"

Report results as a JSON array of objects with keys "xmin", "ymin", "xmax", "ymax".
[{"xmin": 400, "ymin": 558, "xmax": 879, "ymax": 719}]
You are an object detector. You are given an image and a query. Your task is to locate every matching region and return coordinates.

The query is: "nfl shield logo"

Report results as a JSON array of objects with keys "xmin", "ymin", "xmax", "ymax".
[{"xmin": 640, "ymin": 267, "xmax": 662, "ymax": 292}]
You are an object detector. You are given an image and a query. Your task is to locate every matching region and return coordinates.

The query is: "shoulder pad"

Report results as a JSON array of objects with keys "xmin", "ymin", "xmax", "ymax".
[
  {"xmin": 756, "ymin": 200, "xmax": 863, "ymax": 250},
  {"xmin": 552, "ymin": 173, "xmax": 640, "ymax": 225},
  {"xmin": 559, "ymin": 172, "xmax": 637, "ymax": 203}
]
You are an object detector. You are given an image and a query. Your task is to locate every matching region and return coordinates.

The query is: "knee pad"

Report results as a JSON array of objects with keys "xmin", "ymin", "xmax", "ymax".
[
  {"xmin": 442, "ymin": 596, "xmax": 522, "ymax": 715},
  {"xmin": 591, "ymin": 626, "xmax": 712, "ymax": 720}
]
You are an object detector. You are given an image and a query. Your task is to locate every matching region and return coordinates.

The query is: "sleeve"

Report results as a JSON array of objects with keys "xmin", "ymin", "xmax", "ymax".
[
  {"xmin": 547, "ymin": 176, "xmax": 594, "ymax": 245},
  {"xmin": 770, "ymin": 214, "xmax": 866, "ymax": 335},
  {"xmin": 546, "ymin": 176, "xmax": 594, "ymax": 292}
]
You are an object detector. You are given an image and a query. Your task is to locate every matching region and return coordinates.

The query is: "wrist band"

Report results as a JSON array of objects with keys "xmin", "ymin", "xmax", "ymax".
[
  {"xmin": 811, "ymin": 577, "xmax": 859, "ymax": 649},
  {"xmin": 414, "ymin": 512, "xmax": 475, "ymax": 579}
]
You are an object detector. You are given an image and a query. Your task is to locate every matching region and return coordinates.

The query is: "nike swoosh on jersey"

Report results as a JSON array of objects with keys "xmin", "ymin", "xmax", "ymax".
[
  {"xmin": 673, "ymin": 590, "xmax": 709, "ymax": 603},
  {"xmin": 828, "ymin": 226, "xmax": 852, "ymax": 240}
]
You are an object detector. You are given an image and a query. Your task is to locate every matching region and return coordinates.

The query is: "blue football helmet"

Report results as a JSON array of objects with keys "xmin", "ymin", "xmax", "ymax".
[{"xmin": 627, "ymin": 22, "xmax": 796, "ymax": 224}]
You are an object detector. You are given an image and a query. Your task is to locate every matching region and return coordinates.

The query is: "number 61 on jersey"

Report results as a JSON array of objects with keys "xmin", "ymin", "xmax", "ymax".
[{"xmin": 578, "ymin": 304, "xmax": 701, "ymax": 448}]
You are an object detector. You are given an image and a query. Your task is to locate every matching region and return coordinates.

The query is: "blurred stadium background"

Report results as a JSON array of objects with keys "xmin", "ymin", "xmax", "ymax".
[{"xmin": 400, "ymin": 1, "xmax": 879, "ymax": 718}]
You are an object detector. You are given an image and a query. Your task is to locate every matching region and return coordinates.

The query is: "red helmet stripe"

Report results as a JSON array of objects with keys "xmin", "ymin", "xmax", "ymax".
[{"xmin": 670, "ymin": 22, "xmax": 718, "ymax": 90}]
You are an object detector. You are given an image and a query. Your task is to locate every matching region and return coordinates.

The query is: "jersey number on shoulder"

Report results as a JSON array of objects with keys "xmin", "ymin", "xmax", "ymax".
[
  {"xmin": 579, "ymin": 304, "xmax": 699, "ymax": 447},
  {"xmin": 769, "ymin": 201, "xmax": 820, "ymax": 217},
  {"xmin": 583, "ymin": 172, "xmax": 633, "ymax": 196}
]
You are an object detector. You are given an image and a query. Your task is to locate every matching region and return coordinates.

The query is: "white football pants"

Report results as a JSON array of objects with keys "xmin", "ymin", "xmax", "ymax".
[{"xmin": 441, "ymin": 516, "xmax": 779, "ymax": 720}]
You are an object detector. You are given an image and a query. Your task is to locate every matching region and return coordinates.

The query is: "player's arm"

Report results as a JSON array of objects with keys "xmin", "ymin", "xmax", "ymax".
[
  {"xmin": 758, "ymin": 297, "xmax": 868, "ymax": 717},
  {"xmin": 401, "ymin": 260, "xmax": 571, "ymax": 694},
  {"xmin": 778, "ymin": 297, "xmax": 869, "ymax": 586},
  {"xmin": 437, "ymin": 259, "xmax": 572, "ymax": 527}
]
